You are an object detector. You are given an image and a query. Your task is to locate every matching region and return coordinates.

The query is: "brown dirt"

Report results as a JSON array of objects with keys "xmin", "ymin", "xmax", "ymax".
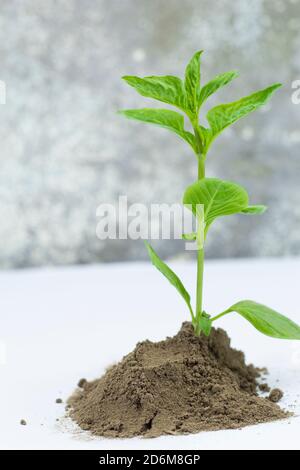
[
  {"xmin": 68, "ymin": 322, "xmax": 288, "ymax": 438},
  {"xmin": 77, "ymin": 378, "xmax": 87, "ymax": 388},
  {"xmin": 268, "ymin": 388, "xmax": 284, "ymax": 403},
  {"xmin": 259, "ymin": 383, "xmax": 271, "ymax": 392}
]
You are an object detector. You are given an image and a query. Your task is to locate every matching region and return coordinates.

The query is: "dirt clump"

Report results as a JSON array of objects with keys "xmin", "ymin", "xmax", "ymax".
[
  {"xmin": 269, "ymin": 388, "xmax": 284, "ymax": 403},
  {"xmin": 68, "ymin": 322, "xmax": 288, "ymax": 438},
  {"xmin": 77, "ymin": 378, "xmax": 87, "ymax": 389},
  {"xmin": 259, "ymin": 383, "xmax": 271, "ymax": 392}
]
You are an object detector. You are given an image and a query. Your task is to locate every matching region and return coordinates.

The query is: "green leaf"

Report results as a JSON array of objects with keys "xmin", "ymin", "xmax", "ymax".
[
  {"xmin": 182, "ymin": 232, "xmax": 197, "ymax": 241},
  {"xmin": 223, "ymin": 300, "xmax": 300, "ymax": 340},
  {"xmin": 241, "ymin": 205, "xmax": 267, "ymax": 215},
  {"xmin": 122, "ymin": 75, "xmax": 186, "ymax": 111},
  {"xmin": 183, "ymin": 177, "xmax": 249, "ymax": 230},
  {"xmin": 184, "ymin": 50, "xmax": 203, "ymax": 114},
  {"xmin": 198, "ymin": 71, "xmax": 239, "ymax": 108},
  {"xmin": 195, "ymin": 125, "xmax": 213, "ymax": 154},
  {"xmin": 144, "ymin": 242, "xmax": 194, "ymax": 320},
  {"xmin": 119, "ymin": 108, "xmax": 196, "ymax": 150},
  {"xmin": 206, "ymin": 83, "xmax": 281, "ymax": 142},
  {"xmin": 199, "ymin": 312, "xmax": 212, "ymax": 336}
]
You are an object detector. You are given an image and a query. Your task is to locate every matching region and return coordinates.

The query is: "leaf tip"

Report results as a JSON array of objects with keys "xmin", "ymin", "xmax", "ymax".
[
  {"xmin": 117, "ymin": 109, "xmax": 131, "ymax": 119},
  {"xmin": 187, "ymin": 50, "xmax": 204, "ymax": 66},
  {"xmin": 260, "ymin": 205, "xmax": 268, "ymax": 213},
  {"xmin": 122, "ymin": 75, "xmax": 136, "ymax": 85},
  {"xmin": 269, "ymin": 83, "xmax": 282, "ymax": 94}
]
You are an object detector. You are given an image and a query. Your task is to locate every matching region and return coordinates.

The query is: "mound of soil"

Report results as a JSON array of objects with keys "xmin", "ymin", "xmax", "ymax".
[{"xmin": 68, "ymin": 322, "xmax": 288, "ymax": 438}]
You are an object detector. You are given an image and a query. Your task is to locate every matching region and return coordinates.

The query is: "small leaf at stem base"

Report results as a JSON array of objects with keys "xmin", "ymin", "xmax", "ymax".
[{"xmin": 199, "ymin": 312, "xmax": 212, "ymax": 336}]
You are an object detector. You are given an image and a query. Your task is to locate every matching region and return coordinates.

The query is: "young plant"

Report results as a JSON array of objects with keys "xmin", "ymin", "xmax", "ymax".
[{"xmin": 120, "ymin": 51, "xmax": 300, "ymax": 340}]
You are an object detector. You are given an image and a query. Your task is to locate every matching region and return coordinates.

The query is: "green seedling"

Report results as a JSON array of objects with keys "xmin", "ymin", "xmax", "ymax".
[{"xmin": 120, "ymin": 51, "xmax": 300, "ymax": 339}]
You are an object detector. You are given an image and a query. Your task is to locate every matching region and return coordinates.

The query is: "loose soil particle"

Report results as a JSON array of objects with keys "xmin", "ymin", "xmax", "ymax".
[
  {"xmin": 269, "ymin": 388, "xmax": 284, "ymax": 403},
  {"xmin": 259, "ymin": 383, "xmax": 271, "ymax": 393},
  {"xmin": 20, "ymin": 419, "xmax": 27, "ymax": 426},
  {"xmin": 77, "ymin": 378, "xmax": 87, "ymax": 389},
  {"xmin": 68, "ymin": 322, "xmax": 289, "ymax": 438}
]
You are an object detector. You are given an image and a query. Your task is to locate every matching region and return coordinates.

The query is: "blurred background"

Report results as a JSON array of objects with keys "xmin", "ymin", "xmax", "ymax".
[{"xmin": 0, "ymin": 0, "xmax": 300, "ymax": 269}]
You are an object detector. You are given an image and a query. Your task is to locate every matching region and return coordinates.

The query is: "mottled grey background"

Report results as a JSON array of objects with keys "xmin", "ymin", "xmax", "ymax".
[{"xmin": 0, "ymin": 0, "xmax": 300, "ymax": 268}]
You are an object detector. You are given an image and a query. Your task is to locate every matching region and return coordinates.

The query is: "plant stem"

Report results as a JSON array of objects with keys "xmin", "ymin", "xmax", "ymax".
[
  {"xmin": 196, "ymin": 247, "xmax": 204, "ymax": 325},
  {"xmin": 198, "ymin": 155, "xmax": 205, "ymax": 179},
  {"xmin": 191, "ymin": 123, "xmax": 206, "ymax": 334},
  {"xmin": 210, "ymin": 310, "xmax": 230, "ymax": 322}
]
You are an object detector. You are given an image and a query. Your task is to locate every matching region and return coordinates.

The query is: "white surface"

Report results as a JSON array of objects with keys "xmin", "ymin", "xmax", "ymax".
[{"xmin": 1, "ymin": 257, "xmax": 300, "ymax": 450}]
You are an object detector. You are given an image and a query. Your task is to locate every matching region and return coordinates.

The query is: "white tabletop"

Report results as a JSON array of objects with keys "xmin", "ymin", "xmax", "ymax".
[{"xmin": 1, "ymin": 257, "xmax": 300, "ymax": 450}]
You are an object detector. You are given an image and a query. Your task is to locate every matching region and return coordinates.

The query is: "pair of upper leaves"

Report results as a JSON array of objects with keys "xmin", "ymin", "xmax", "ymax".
[
  {"xmin": 145, "ymin": 241, "xmax": 300, "ymax": 340},
  {"xmin": 120, "ymin": 51, "xmax": 281, "ymax": 154}
]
